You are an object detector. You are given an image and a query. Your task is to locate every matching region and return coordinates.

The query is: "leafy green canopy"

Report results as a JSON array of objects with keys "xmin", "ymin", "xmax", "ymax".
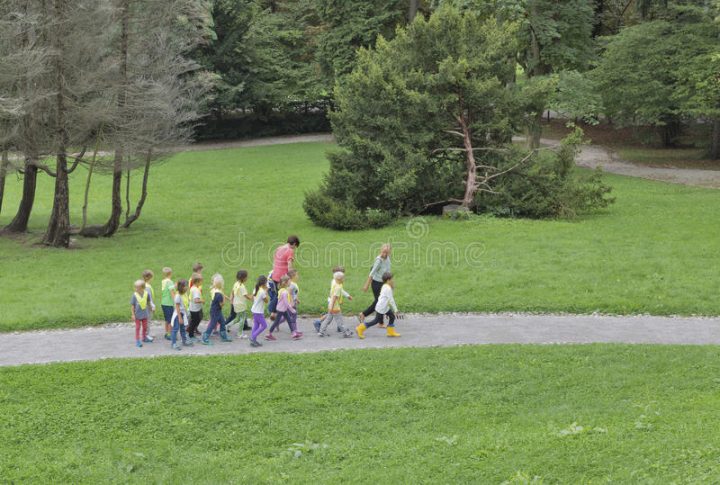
[{"xmin": 304, "ymin": 6, "xmax": 613, "ymax": 229}]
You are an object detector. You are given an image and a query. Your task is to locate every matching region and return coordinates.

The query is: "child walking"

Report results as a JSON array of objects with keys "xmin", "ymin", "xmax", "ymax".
[
  {"xmin": 313, "ymin": 266, "xmax": 352, "ymax": 334},
  {"xmin": 356, "ymin": 272, "xmax": 401, "ymax": 339},
  {"xmin": 227, "ymin": 270, "xmax": 252, "ymax": 339},
  {"xmin": 202, "ymin": 274, "xmax": 232, "ymax": 345},
  {"xmin": 250, "ymin": 275, "xmax": 270, "ymax": 347},
  {"xmin": 142, "ymin": 270, "xmax": 157, "ymax": 336},
  {"xmin": 317, "ymin": 272, "xmax": 353, "ymax": 338},
  {"xmin": 267, "ymin": 275, "xmax": 303, "ymax": 340},
  {"xmin": 131, "ymin": 280, "xmax": 154, "ymax": 347},
  {"xmin": 188, "ymin": 273, "xmax": 205, "ymax": 341},
  {"xmin": 160, "ymin": 267, "xmax": 176, "ymax": 341},
  {"xmin": 170, "ymin": 279, "xmax": 193, "ymax": 350}
]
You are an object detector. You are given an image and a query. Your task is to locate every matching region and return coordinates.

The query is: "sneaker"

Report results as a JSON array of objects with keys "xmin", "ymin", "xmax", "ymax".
[
  {"xmin": 201, "ymin": 338, "xmax": 212, "ymax": 346},
  {"xmin": 343, "ymin": 330, "xmax": 354, "ymax": 338},
  {"xmin": 265, "ymin": 334, "xmax": 277, "ymax": 341},
  {"xmin": 172, "ymin": 343, "xmax": 182, "ymax": 351},
  {"xmin": 292, "ymin": 332, "xmax": 303, "ymax": 340},
  {"xmin": 336, "ymin": 327, "xmax": 343, "ymax": 333},
  {"xmin": 183, "ymin": 341, "xmax": 194, "ymax": 347},
  {"xmin": 239, "ymin": 333, "xmax": 248, "ymax": 340},
  {"xmin": 221, "ymin": 336, "xmax": 233, "ymax": 343},
  {"xmin": 164, "ymin": 333, "xmax": 171, "ymax": 341},
  {"xmin": 313, "ymin": 320, "xmax": 321, "ymax": 333},
  {"xmin": 250, "ymin": 339, "xmax": 262, "ymax": 348},
  {"xmin": 142, "ymin": 336, "xmax": 154, "ymax": 343},
  {"xmin": 136, "ymin": 340, "xmax": 143, "ymax": 348}
]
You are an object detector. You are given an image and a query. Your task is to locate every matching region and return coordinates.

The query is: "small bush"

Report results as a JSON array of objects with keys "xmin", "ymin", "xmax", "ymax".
[{"xmin": 303, "ymin": 190, "xmax": 394, "ymax": 230}]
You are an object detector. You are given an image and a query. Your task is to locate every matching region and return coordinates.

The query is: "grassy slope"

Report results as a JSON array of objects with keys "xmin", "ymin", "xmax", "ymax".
[
  {"xmin": 1, "ymin": 345, "xmax": 719, "ymax": 483},
  {"xmin": 0, "ymin": 141, "xmax": 719, "ymax": 331}
]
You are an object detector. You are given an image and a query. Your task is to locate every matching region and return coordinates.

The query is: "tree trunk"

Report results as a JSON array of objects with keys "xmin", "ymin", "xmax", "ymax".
[
  {"xmin": 408, "ymin": 0, "xmax": 419, "ymax": 21},
  {"xmin": 125, "ymin": 167, "xmax": 131, "ymax": 223},
  {"xmin": 458, "ymin": 116, "xmax": 477, "ymax": 209},
  {"xmin": 527, "ymin": 111, "xmax": 543, "ymax": 150},
  {"xmin": 80, "ymin": 141, "xmax": 100, "ymax": 231},
  {"xmin": 123, "ymin": 150, "xmax": 152, "ymax": 228},
  {"xmin": 711, "ymin": 118, "xmax": 720, "ymax": 160},
  {"xmin": 4, "ymin": 161, "xmax": 37, "ymax": 233},
  {"xmin": 44, "ymin": 0, "xmax": 71, "ymax": 248},
  {"xmin": 0, "ymin": 151, "xmax": 8, "ymax": 216},
  {"xmin": 99, "ymin": 0, "xmax": 129, "ymax": 237}
]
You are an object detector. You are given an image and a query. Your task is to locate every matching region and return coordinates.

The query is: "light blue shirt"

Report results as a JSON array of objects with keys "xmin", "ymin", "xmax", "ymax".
[{"xmin": 369, "ymin": 256, "xmax": 391, "ymax": 283}]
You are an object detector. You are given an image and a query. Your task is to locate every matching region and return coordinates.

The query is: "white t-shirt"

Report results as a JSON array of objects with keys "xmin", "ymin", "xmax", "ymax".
[
  {"xmin": 171, "ymin": 294, "xmax": 188, "ymax": 324},
  {"xmin": 375, "ymin": 284, "xmax": 398, "ymax": 315},
  {"xmin": 189, "ymin": 287, "xmax": 203, "ymax": 312},
  {"xmin": 251, "ymin": 288, "xmax": 267, "ymax": 314},
  {"xmin": 232, "ymin": 282, "xmax": 249, "ymax": 312}
]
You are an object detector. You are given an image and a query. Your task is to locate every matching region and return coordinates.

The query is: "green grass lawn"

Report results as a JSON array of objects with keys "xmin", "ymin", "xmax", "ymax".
[
  {"xmin": 1, "ymin": 141, "xmax": 719, "ymax": 332},
  {"xmin": 1, "ymin": 345, "xmax": 719, "ymax": 483}
]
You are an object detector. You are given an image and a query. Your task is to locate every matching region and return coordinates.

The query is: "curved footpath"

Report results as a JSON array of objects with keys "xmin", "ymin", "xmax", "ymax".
[
  {"xmin": 2, "ymin": 314, "xmax": 719, "ymax": 367},
  {"xmin": 3, "ymin": 135, "xmax": 718, "ymax": 367}
]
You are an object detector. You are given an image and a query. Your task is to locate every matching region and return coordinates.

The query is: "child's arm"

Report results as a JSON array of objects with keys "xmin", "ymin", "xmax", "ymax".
[
  {"xmin": 244, "ymin": 293, "xmax": 254, "ymax": 302},
  {"xmin": 131, "ymin": 304, "xmax": 136, "ymax": 321},
  {"xmin": 175, "ymin": 302, "xmax": 183, "ymax": 325},
  {"xmin": 328, "ymin": 294, "xmax": 337, "ymax": 312}
]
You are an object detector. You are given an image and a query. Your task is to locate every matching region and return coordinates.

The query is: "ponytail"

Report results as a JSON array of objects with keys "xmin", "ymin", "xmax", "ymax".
[{"xmin": 254, "ymin": 275, "xmax": 268, "ymax": 296}]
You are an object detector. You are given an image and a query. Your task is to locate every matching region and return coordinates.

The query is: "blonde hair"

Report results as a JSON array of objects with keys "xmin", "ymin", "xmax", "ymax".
[
  {"xmin": 134, "ymin": 280, "xmax": 146, "ymax": 290},
  {"xmin": 287, "ymin": 269, "xmax": 298, "ymax": 279},
  {"xmin": 162, "ymin": 267, "xmax": 172, "ymax": 277},
  {"xmin": 142, "ymin": 269, "xmax": 154, "ymax": 281},
  {"xmin": 333, "ymin": 271, "xmax": 345, "ymax": 281},
  {"xmin": 279, "ymin": 275, "xmax": 290, "ymax": 288},
  {"xmin": 212, "ymin": 273, "xmax": 224, "ymax": 289}
]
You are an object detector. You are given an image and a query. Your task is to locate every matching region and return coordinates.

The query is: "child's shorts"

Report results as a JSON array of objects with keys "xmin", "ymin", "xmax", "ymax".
[{"xmin": 162, "ymin": 305, "xmax": 174, "ymax": 323}]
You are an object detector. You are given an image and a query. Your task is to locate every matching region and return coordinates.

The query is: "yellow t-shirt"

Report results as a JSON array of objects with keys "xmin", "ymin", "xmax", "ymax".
[
  {"xmin": 232, "ymin": 282, "xmax": 248, "ymax": 312},
  {"xmin": 329, "ymin": 282, "xmax": 344, "ymax": 313}
]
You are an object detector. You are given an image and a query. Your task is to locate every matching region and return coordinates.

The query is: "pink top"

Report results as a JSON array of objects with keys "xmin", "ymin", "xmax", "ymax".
[
  {"xmin": 272, "ymin": 244, "xmax": 295, "ymax": 281},
  {"xmin": 276, "ymin": 288, "xmax": 296, "ymax": 313}
]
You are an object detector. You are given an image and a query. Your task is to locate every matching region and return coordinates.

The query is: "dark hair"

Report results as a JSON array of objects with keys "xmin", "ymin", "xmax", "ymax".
[
  {"xmin": 192, "ymin": 262, "xmax": 204, "ymax": 272},
  {"xmin": 287, "ymin": 235, "xmax": 300, "ymax": 247},
  {"xmin": 176, "ymin": 279, "xmax": 188, "ymax": 294},
  {"xmin": 382, "ymin": 272, "xmax": 393, "ymax": 283},
  {"xmin": 254, "ymin": 275, "xmax": 268, "ymax": 295},
  {"xmin": 236, "ymin": 270, "xmax": 248, "ymax": 282},
  {"xmin": 332, "ymin": 265, "xmax": 345, "ymax": 273}
]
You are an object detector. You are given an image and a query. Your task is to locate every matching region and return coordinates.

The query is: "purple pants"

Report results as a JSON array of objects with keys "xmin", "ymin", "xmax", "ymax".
[
  {"xmin": 252, "ymin": 313, "xmax": 267, "ymax": 341},
  {"xmin": 269, "ymin": 311, "xmax": 298, "ymax": 333}
]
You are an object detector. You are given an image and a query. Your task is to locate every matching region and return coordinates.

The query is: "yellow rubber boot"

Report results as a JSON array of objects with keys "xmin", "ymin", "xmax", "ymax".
[
  {"xmin": 356, "ymin": 323, "xmax": 367, "ymax": 339},
  {"xmin": 386, "ymin": 327, "xmax": 401, "ymax": 338}
]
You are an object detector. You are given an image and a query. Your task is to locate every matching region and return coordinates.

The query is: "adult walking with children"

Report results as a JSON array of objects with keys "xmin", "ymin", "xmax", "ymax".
[
  {"xmin": 358, "ymin": 243, "xmax": 392, "ymax": 327},
  {"xmin": 268, "ymin": 235, "xmax": 300, "ymax": 320}
]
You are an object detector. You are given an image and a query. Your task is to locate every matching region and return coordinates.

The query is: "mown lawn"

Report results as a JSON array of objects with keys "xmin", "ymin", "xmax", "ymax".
[
  {"xmin": 0, "ymin": 141, "xmax": 719, "ymax": 331},
  {"xmin": 1, "ymin": 345, "xmax": 719, "ymax": 483}
]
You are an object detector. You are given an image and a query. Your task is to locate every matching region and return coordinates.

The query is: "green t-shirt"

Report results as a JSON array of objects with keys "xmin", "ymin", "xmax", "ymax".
[{"xmin": 161, "ymin": 278, "xmax": 176, "ymax": 306}]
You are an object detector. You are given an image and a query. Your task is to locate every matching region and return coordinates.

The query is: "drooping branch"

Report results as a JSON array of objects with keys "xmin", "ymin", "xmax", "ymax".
[{"xmin": 122, "ymin": 149, "xmax": 152, "ymax": 229}]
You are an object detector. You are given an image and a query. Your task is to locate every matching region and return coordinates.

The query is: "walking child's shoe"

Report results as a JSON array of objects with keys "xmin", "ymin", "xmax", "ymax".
[
  {"xmin": 164, "ymin": 333, "xmax": 171, "ymax": 341},
  {"xmin": 313, "ymin": 320, "xmax": 321, "ymax": 333},
  {"xmin": 201, "ymin": 337, "xmax": 212, "ymax": 346},
  {"xmin": 356, "ymin": 323, "xmax": 366, "ymax": 339},
  {"xmin": 239, "ymin": 332, "xmax": 248, "ymax": 339},
  {"xmin": 291, "ymin": 332, "xmax": 303, "ymax": 340},
  {"xmin": 172, "ymin": 343, "xmax": 182, "ymax": 351},
  {"xmin": 183, "ymin": 340, "xmax": 194, "ymax": 347},
  {"xmin": 343, "ymin": 329, "xmax": 354, "ymax": 338},
  {"xmin": 142, "ymin": 336, "xmax": 154, "ymax": 343},
  {"xmin": 136, "ymin": 340, "xmax": 143, "ymax": 348},
  {"xmin": 386, "ymin": 327, "xmax": 401, "ymax": 337},
  {"xmin": 250, "ymin": 339, "xmax": 262, "ymax": 347},
  {"xmin": 265, "ymin": 333, "xmax": 277, "ymax": 341}
]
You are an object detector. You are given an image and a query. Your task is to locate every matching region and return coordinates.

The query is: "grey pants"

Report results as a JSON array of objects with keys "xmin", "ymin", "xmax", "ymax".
[{"xmin": 320, "ymin": 312, "xmax": 345, "ymax": 333}]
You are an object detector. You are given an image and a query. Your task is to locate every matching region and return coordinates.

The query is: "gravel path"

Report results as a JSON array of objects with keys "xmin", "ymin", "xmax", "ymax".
[
  {"xmin": 2, "ymin": 313, "xmax": 719, "ymax": 367},
  {"xmin": 537, "ymin": 137, "xmax": 720, "ymax": 189}
]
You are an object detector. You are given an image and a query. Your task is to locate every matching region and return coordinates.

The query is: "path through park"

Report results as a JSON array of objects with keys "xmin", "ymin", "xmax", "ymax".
[{"xmin": 2, "ymin": 314, "xmax": 719, "ymax": 367}]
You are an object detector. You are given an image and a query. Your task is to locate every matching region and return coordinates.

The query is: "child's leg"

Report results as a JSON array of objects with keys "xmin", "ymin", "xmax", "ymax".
[
  {"xmin": 269, "ymin": 312, "xmax": 286, "ymax": 333},
  {"xmin": 251, "ymin": 313, "xmax": 267, "ymax": 341},
  {"xmin": 364, "ymin": 312, "xmax": 384, "ymax": 329},
  {"xmin": 171, "ymin": 316, "xmax": 179, "ymax": 346},
  {"xmin": 179, "ymin": 318, "xmax": 188, "ymax": 343},
  {"xmin": 203, "ymin": 315, "xmax": 217, "ymax": 340},
  {"xmin": 335, "ymin": 313, "xmax": 346, "ymax": 332},
  {"xmin": 141, "ymin": 319, "xmax": 148, "ymax": 340},
  {"xmin": 320, "ymin": 313, "xmax": 336, "ymax": 333},
  {"xmin": 226, "ymin": 307, "xmax": 237, "ymax": 327},
  {"xmin": 135, "ymin": 319, "xmax": 142, "ymax": 341},
  {"xmin": 288, "ymin": 312, "xmax": 298, "ymax": 333},
  {"xmin": 386, "ymin": 310, "xmax": 396, "ymax": 327},
  {"xmin": 218, "ymin": 315, "xmax": 231, "ymax": 340},
  {"xmin": 189, "ymin": 311, "xmax": 200, "ymax": 337}
]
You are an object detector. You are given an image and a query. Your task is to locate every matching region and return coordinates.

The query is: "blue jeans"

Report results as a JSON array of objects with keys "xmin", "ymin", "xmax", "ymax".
[
  {"xmin": 171, "ymin": 315, "xmax": 188, "ymax": 345},
  {"xmin": 267, "ymin": 280, "xmax": 279, "ymax": 314},
  {"xmin": 203, "ymin": 311, "xmax": 228, "ymax": 340}
]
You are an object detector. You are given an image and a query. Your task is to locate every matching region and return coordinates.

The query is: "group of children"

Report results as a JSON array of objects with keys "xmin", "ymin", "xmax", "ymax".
[{"xmin": 130, "ymin": 262, "xmax": 401, "ymax": 350}]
